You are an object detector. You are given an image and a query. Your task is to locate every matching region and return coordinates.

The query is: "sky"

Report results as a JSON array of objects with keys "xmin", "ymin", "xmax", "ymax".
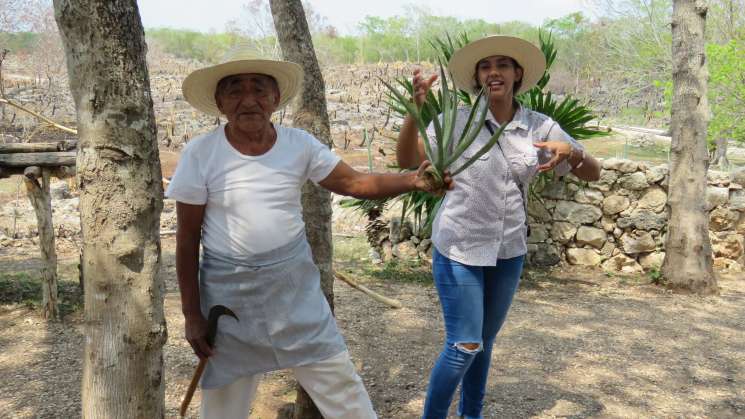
[{"xmin": 137, "ymin": 0, "xmax": 588, "ymax": 35}]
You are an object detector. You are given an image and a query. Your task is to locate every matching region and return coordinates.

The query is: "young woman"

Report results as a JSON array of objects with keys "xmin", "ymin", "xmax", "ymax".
[{"xmin": 396, "ymin": 35, "xmax": 601, "ymax": 419}]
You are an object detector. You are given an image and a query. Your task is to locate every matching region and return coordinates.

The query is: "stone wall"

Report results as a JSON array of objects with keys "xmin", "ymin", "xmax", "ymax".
[{"xmin": 525, "ymin": 158, "xmax": 745, "ymax": 274}]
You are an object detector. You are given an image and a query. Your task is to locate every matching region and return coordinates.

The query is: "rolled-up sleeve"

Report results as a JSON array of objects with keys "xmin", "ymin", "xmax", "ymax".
[{"xmin": 540, "ymin": 120, "xmax": 585, "ymax": 177}]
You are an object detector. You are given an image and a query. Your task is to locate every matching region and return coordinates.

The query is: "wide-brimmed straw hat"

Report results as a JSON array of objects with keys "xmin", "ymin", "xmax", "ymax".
[
  {"xmin": 448, "ymin": 35, "xmax": 546, "ymax": 95},
  {"xmin": 182, "ymin": 45, "xmax": 304, "ymax": 116}
]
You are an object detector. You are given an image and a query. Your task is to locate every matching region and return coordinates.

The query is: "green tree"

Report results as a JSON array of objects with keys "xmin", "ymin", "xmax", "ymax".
[{"xmin": 707, "ymin": 40, "xmax": 745, "ymax": 168}]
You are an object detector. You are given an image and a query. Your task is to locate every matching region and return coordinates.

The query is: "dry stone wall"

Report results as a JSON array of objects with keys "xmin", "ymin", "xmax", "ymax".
[{"xmin": 526, "ymin": 158, "xmax": 745, "ymax": 274}]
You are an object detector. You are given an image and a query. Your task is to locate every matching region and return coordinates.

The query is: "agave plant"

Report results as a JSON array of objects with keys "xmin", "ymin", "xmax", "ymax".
[
  {"xmin": 354, "ymin": 30, "xmax": 608, "ymax": 240},
  {"xmin": 517, "ymin": 30, "xmax": 609, "ymax": 142},
  {"xmin": 380, "ymin": 64, "xmax": 507, "ymax": 190}
]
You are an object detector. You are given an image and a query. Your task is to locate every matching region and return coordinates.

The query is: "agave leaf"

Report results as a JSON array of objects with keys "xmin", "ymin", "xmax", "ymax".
[
  {"xmin": 438, "ymin": 62, "xmax": 459, "ymax": 172},
  {"xmin": 445, "ymin": 96, "xmax": 490, "ymax": 168},
  {"xmin": 379, "ymin": 77, "xmax": 435, "ymax": 163},
  {"xmin": 457, "ymin": 88, "xmax": 485, "ymax": 149},
  {"xmin": 450, "ymin": 121, "xmax": 507, "ymax": 176}
]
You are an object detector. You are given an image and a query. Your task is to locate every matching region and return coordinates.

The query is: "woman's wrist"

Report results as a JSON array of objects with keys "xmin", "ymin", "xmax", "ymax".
[{"xmin": 570, "ymin": 147, "xmax": 586, "ymax": 169}]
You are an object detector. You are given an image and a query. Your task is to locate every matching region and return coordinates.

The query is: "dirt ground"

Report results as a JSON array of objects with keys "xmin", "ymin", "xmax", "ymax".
[{"xmin": 1, "ymin": 234, "xmax": 744, "ymax": 418}]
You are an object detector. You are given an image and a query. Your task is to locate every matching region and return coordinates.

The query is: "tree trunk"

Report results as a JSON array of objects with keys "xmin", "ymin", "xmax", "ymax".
[
  {"xmin": 711, "ymin": 135, "xmax": 730, "ymax": 169},
  {"xmin": 24, "ymin": 167, "xmax": 59, "ymax": 320},
  {"xmin": 53, "ymin": 1, "xmax": 166, "ymax": 417},
  {"xmin": 662, "ymin": 0, "xmax": 718, "ymax": 294},
  {"xmin": 270, "ymin": 1, "xmax": 332, "ymax": 418}
]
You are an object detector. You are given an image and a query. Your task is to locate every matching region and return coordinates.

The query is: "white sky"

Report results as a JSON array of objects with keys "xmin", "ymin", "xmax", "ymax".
[{"xmin": 137, "ymin": 0, "xmax": 587, "ymax": 34}]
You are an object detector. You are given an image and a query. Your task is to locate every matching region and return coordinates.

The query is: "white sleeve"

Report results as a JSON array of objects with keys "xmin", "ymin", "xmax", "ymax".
[
  {"xmin": 164, "ymin": 146, "xmax": 208, "ymax": 205},
  {"xmin": 306, "ymin": 134, "xmax": 342, "ymax": 184},
  {"xmin": 540, "ymin": 120, "xmax": 585, "ymax": 177}
]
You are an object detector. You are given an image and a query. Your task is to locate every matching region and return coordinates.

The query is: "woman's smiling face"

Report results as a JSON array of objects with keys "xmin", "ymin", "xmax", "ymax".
[{"xmin": 475, "ymin": 55, "xmax": 523, "ymax": 101}]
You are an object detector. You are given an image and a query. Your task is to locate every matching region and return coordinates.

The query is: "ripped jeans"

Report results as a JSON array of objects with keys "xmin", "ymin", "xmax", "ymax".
[{"xmin": 422, "ymin": 248, "xmax": 524, "ymax": 419}]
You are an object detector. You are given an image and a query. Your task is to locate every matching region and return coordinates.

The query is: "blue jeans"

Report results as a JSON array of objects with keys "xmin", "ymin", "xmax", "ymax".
[{"xmin": 422, "ymin": 248, "xmax": 524, "ymax": 419}]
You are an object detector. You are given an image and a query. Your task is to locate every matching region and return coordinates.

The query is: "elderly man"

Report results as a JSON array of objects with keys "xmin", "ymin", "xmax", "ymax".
[{"xmin": 166, "ymin": 48, "xmax": 448, "ymax": 419}]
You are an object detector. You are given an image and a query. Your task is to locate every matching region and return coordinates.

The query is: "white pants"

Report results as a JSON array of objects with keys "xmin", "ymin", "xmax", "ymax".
[{"xmin": 200, "ymin": 351, "xmax": 377, "ymax": 419}]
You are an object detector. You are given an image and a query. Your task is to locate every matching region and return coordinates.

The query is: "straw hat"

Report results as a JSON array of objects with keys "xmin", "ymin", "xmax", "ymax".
[
  {"xmin": 448, "ymin": 35, "xmax": 546, "ymax": 95},
  {"xmin": 182, "ymin": 45, "xmax": 304, "ymax": 116}
]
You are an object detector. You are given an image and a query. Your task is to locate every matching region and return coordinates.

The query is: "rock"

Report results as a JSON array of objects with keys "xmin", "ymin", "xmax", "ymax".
[
  {"xmin": 399, "ymin": 221, "xmax": 413, "ymax": 242},
  {"xmin": 417, "ymin": 239, "xmax": 432, "ymax": 253},
  {"xmin": 639, "ymin": 252, "xmax": 665, "ymax": 270},
  {"xmin": 731, "ymin": 167, "xmax": 745, "ymax": 187},
  {"xmin": 602, "ymin": 254, "xmax": 643, "ymax": 273},
  {"xmin": 711, "ymin": 233, "xmax": 744, "ymax": 260},
  {"xmin": 588, "ymin": 169, "xmax": 618, "ymax": 192},
  {"xmin": 50, "ymin": 182, "xmax": 72, "ymax": 200},
  {"xmin": 708, "ymin": 170, "xmax": 730, "ymax": 186},
  {"xmin": 575, "ymin": 226, "xmax": 607, "ymax": 249},
  {"xmin": 620, "ymin": 232, "xmax": 657, "ymax": 254},
  {"xmin": 574, "ymin": 188, "xmax": 604, "ymax": 205},
  {"xmin": 637, "ymin": 187, "xmax": 667, "ymax": 212},
  {"xmin": 601, "ymin": 241, "xmax": 616, "ymax": 258},
  {"xmin": 613, "ymin": 228, "xmax": 623, "ymax": 238},
  {"xmin": 566, "ymin": 248, "xmax": 604, "ymax": 266},
  {"xmin": 541, "ymin": 180, "xmax": 574, "ymax": 200},
  {"xmin": 706, "ymin": 187, "xmax": 730, "ymax": 211},
  {"xmin": 527, "ymin": 225, "xmax": 549, "ymax": 244},
  {"xmin": 396, "ymin": 241, "xmax": 418, "ymax": 259},
  {"xmin": 602, "ymin": 158, "xmax": 638, "ymax": 173},
  {"xmin": 601, "ymin": 216, "xmax": 615, "ymax": 233},
  {"xmin": 709, "ymin": 207, "xmax": 739, "ymax": 231},
  {"xmin": 603, "ymin": 195, "xmax": 630, "ymax": 215},
  {"xmin": 528, "ymin": 199, "xmax": 552, "ymax": 222},
  {"xmin": 551, "ymin": 222, "xmax": 577, "ymax": 244},
  {"xmin": 411, "ymin": 236, "xmax": 420, "ymax": 245},
  {"xmin": 553, "ymin": 201, "xmax": 603, "ymax": 224},
  {"xmin": 737, "ymin": 213, "xmax": 745, "ymax": 235},
  {"xmin": 617, "ymin": 210, "xmax": 667, "ymax": 230},
  {"xmin": 730, "ymin": 190, "xmax": 745, "ymax": 211},
  {"xmin": 531, "ymin": 243, "xmax": 561, "ymax": 267},
  {"xmin": 389, "ymin": 217, "xmax": 402, "ymax": 244},
  {"xmin": 617, "ymin": 172, "xmax": 649, "ymax": 190},
  {"xmin": 713, "ymin": 258, "xmax": 743, "ymax": 273},
  {"xmin": 645, "ymin": 165, "xmax": 668, "ymax": 184}
]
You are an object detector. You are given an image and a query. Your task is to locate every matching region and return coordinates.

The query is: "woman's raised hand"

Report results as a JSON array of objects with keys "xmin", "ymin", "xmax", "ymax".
[{"xmin": 412, "ymin": 69, "xmax": 438, "ymax": 107}]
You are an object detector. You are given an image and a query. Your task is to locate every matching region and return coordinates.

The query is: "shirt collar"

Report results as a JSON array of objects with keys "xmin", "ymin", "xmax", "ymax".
[{"xmin": 479, "ymin": 97, "xmax": 529, "ymax": 132}]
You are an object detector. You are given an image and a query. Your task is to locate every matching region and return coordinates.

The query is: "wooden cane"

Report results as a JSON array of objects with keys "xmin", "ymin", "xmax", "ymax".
[
  {"xmin": 179, "ymin": 305, "xmax": 238, "ymax": 417},
  {"xmin": 180, "ymin": 358, "xmax": 207, "ymax": 416}
]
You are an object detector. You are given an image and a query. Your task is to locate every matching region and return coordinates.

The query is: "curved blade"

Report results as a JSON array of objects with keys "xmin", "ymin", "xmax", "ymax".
[{"xmin": 205, "ymin": 305, "xmax": 239, "ymax": 347}]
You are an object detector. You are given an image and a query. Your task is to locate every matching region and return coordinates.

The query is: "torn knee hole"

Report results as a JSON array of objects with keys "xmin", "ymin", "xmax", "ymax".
[{"xmin": 454, "ymin": 342, "xmax": 482, "ymax": 353}]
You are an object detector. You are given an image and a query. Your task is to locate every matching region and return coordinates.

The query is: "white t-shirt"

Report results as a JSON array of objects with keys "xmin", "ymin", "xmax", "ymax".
[{"xmin": 165, "ymin": 124, "xmax": 341, "ymax": 258}]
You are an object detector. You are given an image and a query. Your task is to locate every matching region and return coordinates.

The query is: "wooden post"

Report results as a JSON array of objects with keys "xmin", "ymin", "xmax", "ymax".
[{"xmin": 23, "ymin": 166, "xmax": 59, "ymax": 320}]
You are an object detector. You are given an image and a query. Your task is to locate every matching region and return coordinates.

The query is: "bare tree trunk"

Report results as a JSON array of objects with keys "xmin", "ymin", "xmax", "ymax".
[
  {"xmin": 24, "ymin": 167, "xmax": 59, "ymax": 319},
  {"xmin": 53, "ymin": 1, "xmax": 166, "ymax": 417},
  {"xmin": 711, "ymin": 135, "xmax": 730, "ymax": 169},
  {"xmin": 662, "ymin": 0, "xmax": 718, "ymax": 294},
  {"xmin": 270, "ymin": 1, "xmax": 332, "ymax": 417}
]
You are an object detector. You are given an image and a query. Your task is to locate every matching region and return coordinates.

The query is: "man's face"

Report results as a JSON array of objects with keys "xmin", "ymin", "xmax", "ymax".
[
  {"xmin": 476, "ymin": 55, "xmax": 523, "ymax": 101},
  {"xmin": 215, "ymin": 73, "xmax": 280, "ymax": 131}
]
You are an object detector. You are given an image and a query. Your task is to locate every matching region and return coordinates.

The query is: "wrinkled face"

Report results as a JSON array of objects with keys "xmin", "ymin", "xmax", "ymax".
[
  {"xmin": 474, "ymin": 55, "xmax": 523, "ymax": 101},
  {"xmin": 215, "ymin": 73, "xmax": 280, "ymax": 131}
]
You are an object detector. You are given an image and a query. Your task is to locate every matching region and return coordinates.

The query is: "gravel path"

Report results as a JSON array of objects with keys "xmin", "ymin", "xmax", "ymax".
[{"xmin": 1, "ymin": 237, "xmax": 743, "ymax": 418}]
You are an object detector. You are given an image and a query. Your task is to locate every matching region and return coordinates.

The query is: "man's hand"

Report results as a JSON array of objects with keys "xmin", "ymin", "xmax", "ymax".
[
  {"xmin": 534, "ymin": 141, "xmax": 574, "ymax": 173},
  {"xmin": 413, "ymin": 160, "xmax": 454, "ymax": 196},
  {"xmin": 184, "ymin": 312, "xmax": 214, "ymax": 360}
]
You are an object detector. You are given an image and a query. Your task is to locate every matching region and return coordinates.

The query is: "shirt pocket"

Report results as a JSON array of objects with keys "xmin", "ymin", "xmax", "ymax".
[
  {"xmin": 455, "ymin": 152, "xmax": 491, "ymax": 179},
  {"xmin": 507, "ymin": 152, "xmax": 538, "ymax": 185}
]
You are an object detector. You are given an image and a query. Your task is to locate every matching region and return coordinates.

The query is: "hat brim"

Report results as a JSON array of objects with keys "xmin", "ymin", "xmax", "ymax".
[
  {"xmin": 182, "ymin": 59, "xmax": 304, "ymax": 116},
  {"xmin": 448, "ymin": 36, "xmax": 546, "ymax": 95}
]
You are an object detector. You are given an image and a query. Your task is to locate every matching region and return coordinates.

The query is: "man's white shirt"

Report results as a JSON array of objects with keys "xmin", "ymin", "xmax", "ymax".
[{"xmin": 165, "ymin": 124, "xmax": 341, "ymax": 258}]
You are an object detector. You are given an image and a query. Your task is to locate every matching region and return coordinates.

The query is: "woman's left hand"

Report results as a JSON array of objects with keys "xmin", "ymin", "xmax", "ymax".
[{"xmin": 534, "ymin": 141, "xmax": 573, "ymax": 173}]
